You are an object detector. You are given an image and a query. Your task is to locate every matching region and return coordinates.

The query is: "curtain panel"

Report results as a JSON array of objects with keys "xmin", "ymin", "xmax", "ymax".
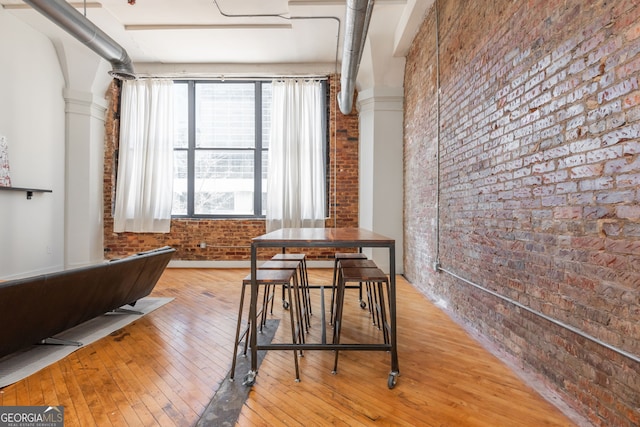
[
  {"xmin": 266, "ymin": 79, "xmax": 326, "ymax": 232},
  {"xmin": 114, "ymin": 79, "xmax": 174, "ymax": 233}
]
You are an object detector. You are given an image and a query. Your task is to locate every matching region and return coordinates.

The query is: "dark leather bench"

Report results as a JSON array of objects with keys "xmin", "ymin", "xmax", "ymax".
[{"xmin": 0, "ymin": 246, "xmax": 175, "ymax": 359}]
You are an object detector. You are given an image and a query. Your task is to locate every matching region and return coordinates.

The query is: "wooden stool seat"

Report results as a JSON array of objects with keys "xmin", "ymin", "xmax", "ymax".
[
  {"xmin": 338, "ymin": 259, "xmax": 378, "ymax": 269},
  {"xmin": 272, "ymin": 253, "xmax": 306, "ymax": 261},
  {"xmin": 242, "ymin": 269, "xmax": 296, "ymax": 283},
  {"xmin": 340, "ymin": 267, "xmax": 388, "ymax": 282},
  {"xmin": 334, "ymin": 252, "xmax": 368, "ymax": 260}
]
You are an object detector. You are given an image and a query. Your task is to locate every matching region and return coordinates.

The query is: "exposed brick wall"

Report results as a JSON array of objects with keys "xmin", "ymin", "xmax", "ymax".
[
  {"xmin": 404, "ymin": 1, "xmax": 639, "ymax": 426},
  {"xmin": 103, "ymin": 75, "xmax": 359, "ymax": 261}
]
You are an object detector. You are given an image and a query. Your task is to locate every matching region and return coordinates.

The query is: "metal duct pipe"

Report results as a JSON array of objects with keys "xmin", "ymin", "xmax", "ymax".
[
  {"xmin": 337, "ymin": 0, "xmax": 374, "ymax": 115},
  {"xmin": 23, "ymin": 0, "xmax": 136, "ymax": 80}
]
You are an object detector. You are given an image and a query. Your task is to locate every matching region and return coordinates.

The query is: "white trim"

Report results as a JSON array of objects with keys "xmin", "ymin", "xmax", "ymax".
[{"xmin": 168, "ymin": 260, "xmax": 334, "ymax": 269}]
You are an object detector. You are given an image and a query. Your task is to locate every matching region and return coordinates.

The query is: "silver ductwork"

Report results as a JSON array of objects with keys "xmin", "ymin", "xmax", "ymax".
[
  {"xmin": 337, "ymin": 0, "xmax": 374, "ymax": 115},
  {"xmin": 23, "ymin": 0, "xmax": 136, "ymax": 80}
]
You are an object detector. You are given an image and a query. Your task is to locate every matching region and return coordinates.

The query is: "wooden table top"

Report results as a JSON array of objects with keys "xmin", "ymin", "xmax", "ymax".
[{"xmin": 251, "ymin": 227, "xmax": 395, "ymax": 246}]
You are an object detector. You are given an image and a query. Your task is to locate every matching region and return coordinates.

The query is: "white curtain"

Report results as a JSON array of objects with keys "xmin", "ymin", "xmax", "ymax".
[
  {"xmin": 114, "ymin": 79, "xmax": 174, "ymax": 233},
  {"xmin": 266, "ymin": 79, "xmax": 326, "ymax": 232}
]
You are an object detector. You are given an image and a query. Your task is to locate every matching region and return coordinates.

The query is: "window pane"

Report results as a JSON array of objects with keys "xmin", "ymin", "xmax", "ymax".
[
  {"xmin": 172, "ymin": 150, "xmax": 188, "ymax": 215},
  {"xmin": 262, "ymin": 83, "xmax": 272, "ymax": 149},
  {"xmin": 196, "ymin": 83, "xmax": 255, "ymax": 148},
  {"xmin": 194, "ymin": 150, "xmax": 254, "ymax": 215},
  {"xmin": 174, "ymin": 83, "xmax": 188, "ymax": 148}
]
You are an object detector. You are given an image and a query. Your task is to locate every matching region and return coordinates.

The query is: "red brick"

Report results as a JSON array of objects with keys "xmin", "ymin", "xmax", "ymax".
[
  {"xmin": 554, "ymin": 206, "xmax": 583, "ymax": 219},
  {"xmin": 616, "ymin": 205, "xmax": 640, "ymax": 220}
]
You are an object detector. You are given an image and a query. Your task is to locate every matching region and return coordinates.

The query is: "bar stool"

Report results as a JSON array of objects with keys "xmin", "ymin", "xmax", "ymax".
[
  {"xmin": 331, "ymin": 266, "xmax": 391, "ymax": 374},
  {"xmin": 259, "ymin": 259, "xmax": 309, "ymax": 344},
  {"xmin": 330, "ymin": 257, "xmax": 378, "ymax": 325},
  {"xmin": 230, "ymin": 268, "xmax": 301, "ymax": 382},
  {"xmin": 332, "ymin": 253, "xmax": 368, "ymax": 310},
  {"xmin": 271, "ymin": 253, "xmax": 311, "ymax": 318}
]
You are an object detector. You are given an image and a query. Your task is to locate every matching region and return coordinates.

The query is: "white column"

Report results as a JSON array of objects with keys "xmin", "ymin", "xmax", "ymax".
[
  {"xmin": 357, "ymin": 87, "xmax": 404, "ymax": 274},
  {"xmin": 64, "ymin": 88, "xmax": 108, "ymax": 268},
  {"xmin": 51, "ymin": 38, "xmax": 112, "ymax": 268}
]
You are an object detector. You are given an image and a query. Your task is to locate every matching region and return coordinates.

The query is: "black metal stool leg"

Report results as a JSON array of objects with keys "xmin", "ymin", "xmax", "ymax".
[
  {"xmin": 285, "ymin": 276, "xmax": 301, "ymax": 381},
  {"xmin": 230, "ymin": 280, "xmax": 247, "ymax": 380},
  {"xmin": 331, "ymin": 271, "xmax": 346, "ymax": 374}
]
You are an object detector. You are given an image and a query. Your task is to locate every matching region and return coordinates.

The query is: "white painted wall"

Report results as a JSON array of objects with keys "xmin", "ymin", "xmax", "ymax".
[
  {"xmin": 0, "ymin": 7, "xmax": 65, "ymax": 279},
  {"xmin": 0, "ymin": 7, "xmax": 112, "ymax": 279}
]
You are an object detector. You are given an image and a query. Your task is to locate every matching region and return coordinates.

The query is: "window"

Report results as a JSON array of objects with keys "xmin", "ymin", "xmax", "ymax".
[{"xmin": 172, "ymin": 81, "xmax": 273, "ymax": 217}]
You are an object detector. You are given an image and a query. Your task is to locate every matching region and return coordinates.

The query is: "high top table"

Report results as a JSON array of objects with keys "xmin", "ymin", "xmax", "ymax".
[{"xmin": 245, "ymin": 227, "xmax": 400, "ymax": 389}]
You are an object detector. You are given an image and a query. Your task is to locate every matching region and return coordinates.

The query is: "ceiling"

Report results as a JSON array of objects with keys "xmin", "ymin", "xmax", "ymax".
[{"xmin": 2, "ymin": 0, "xmax": 432, "ymax": 83}]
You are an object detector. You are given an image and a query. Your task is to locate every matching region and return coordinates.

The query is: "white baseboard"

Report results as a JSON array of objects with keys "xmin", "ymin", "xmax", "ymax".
[{"xmin": 168, "ymin": 260, "xmax": 334, "ymax": 269}]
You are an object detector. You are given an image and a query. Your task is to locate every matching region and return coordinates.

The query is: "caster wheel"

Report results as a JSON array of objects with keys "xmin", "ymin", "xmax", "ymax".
[
  {"xmin": 360, "ymin": 300, "xmax": 367, "ymax": 309},
  {"xmin": 388, "ymin": 372, "xmax": 398, "ymax": 389},
  {"xmin": 283, "ymin": 300, "xmax": 290, "ymax": 309},
  {"xmin": 242, "ymin": 371, "xmax": 256, "ymax": 386}
]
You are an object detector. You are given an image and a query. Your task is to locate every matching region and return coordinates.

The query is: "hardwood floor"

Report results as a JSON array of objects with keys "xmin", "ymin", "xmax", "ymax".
[{"xmin": 0, "ymin": 268, "xmax": 578, "ymax": 426}]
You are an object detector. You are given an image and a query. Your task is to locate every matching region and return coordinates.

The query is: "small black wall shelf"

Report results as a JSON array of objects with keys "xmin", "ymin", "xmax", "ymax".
[{"xmin": 0, "ymin": 186, "xmax": 52, "ymax": 199}]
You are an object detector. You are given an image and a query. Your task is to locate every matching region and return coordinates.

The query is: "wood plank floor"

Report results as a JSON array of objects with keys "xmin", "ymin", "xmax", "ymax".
[{"xmin": 0, "ymin": 268, "xmax": 578, "ymax": 426}]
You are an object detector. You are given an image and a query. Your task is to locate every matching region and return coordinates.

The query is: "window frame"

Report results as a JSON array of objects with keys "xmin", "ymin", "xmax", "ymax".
[
  {"xmin": 171, "ymin": 79, "xmax": 329, "ymax": 220},
  {"xmin": 171, "ymin": 80, "xmax": 270, "ymax": 219}
]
